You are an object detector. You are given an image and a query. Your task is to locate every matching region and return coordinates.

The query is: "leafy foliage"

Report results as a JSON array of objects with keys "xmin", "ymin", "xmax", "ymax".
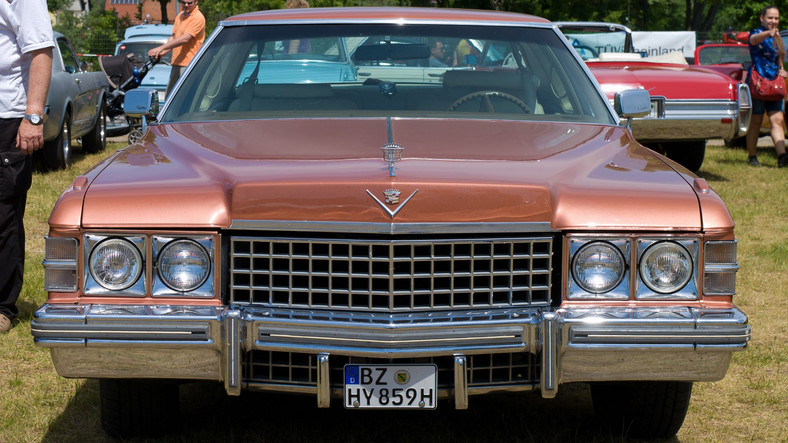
[
  {"xmin": 52, "ymin": 8, "xmax": 131, "ymax": 69},
  {"xmin": 45, "ymin": 0, "xmax": 788, "ymax": 53}
]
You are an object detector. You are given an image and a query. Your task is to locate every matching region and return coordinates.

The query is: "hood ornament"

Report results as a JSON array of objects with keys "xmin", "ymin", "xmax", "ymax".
[
  {"xmin": 367, "ymin": 188, "xmax": 419, "ymax": 219},
  {"xmin": 381, "ymin": 143, "xmax": 404, "ymax": 177}
]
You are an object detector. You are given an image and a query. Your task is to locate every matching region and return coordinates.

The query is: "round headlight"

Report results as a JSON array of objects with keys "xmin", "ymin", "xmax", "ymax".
[
  {"xmin": 157, "ymin": 240, "xmax": 211, "ymax": 292},
  {"xmin": 89, "ymin": 238, "xmax": 143, "ymax": 291},
  {"xmin": 639, "ymin": 242, "xmax": 693, "ymax": 293},
  {"xmin": 572, "ymin": 242, "xmax": 625, "ymax": 294}
]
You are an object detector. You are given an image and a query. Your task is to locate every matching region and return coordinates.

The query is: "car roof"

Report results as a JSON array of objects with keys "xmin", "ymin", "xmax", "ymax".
[
  {"xmin": 123, "ymin": 24, "xmax": 174, "ymax": 40},
  {"xmin": 553, "ymin": 22, "xmax": 632, "ymax": 33},
  {"xmin": 120, "ymin": 35, "xmax": 170, "ymax": 44},
  {"xmin": 221, "ymin": 7, "xmax": 549, "ymax": 26}
]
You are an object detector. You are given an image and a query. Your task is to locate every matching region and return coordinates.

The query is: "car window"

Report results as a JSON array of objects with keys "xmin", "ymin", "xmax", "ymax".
[
  {"xmin": 162, "ymin": 23, "xmax": 615, "ymax": 125},
  {"xmin": 696, "ymin": 45, "xmax": 750, "ymax": 65},
  {"xmin": 233, "ymin": 37, "xmax": 353, "ymax": 87},
  {"xmin": 117, "ymin": 42, "xmax": 173, "ymax": 64},
  {"xmin": 57, "ymin": 39, "xmax": 79, "ymax": 73}
]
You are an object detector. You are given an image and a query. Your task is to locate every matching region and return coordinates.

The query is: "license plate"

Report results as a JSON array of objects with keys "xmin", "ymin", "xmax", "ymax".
[{"xmin": 344, "ymin": 364, "xmax": 437, "ymax": 409}]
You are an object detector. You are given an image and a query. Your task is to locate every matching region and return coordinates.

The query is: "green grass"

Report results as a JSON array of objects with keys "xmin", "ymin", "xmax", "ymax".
[{"xmin": 0, "ymin": 141, "xmax": 786, "ymax": 442}]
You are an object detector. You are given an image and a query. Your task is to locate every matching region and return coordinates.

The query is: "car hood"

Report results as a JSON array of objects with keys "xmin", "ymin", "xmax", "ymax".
[
  {"xmin": 74, "ymin": 119, "xmax": 706, "ymax": 231},
  {"xmin": 588, "ymin": 63, "xmax": 737, "ymax": 100},
  {"xmin": 141, "ymin": 64, "xmax": 171, "ymax": 90}
]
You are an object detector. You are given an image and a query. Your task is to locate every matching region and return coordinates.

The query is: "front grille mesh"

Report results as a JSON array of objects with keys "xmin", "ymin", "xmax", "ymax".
[
  {"xmin": 230, "ymin": 236, "xmax": 552, "ymax": 311},
  {"xmin": 244, "ymin": 351, "xmax": 540, "ymax": 389}
]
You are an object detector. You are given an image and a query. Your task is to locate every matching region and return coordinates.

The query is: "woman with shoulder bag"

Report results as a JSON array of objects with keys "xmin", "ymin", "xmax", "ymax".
[{"xmin": 746, "ymin": 5, "xmax": 788, "ymax": 168}]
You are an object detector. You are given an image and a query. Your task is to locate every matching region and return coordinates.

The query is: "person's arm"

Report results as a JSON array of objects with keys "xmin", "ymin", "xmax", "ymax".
[
  {"xmin": 149, "ymin": 33, "xmax": 195, "ymax": 59},
  {"xmin": 17, "ymin": 47, "xmax": 53, "ymax": 154},
  {"xmin": 750, "ymin": 28, "xmax": 778, "ymax": 46}
]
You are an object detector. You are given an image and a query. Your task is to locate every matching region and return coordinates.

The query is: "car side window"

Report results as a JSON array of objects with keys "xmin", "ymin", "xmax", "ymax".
[{"xmin": 58, "ymin": 39, "xmax": 79, "ymax": 74}]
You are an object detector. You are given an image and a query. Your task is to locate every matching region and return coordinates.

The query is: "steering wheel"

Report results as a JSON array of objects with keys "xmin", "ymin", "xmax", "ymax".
[{"xmin": 448, "ymin": 90, "xmax": 532, "ymax": 113}]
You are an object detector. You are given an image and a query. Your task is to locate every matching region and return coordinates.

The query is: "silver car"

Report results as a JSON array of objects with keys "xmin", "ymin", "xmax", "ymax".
[{"xmin": 39, "ymin": 32, "xmax": 109, "ymax": 170}]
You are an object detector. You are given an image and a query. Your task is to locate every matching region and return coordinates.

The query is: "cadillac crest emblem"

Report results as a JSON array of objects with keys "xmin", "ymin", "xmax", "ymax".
[
  {"xmin": 366, "ymin": 188, "xmax": 419, "ymax": 219},
  {"xmin": 384, "ymin": 189, "xmax": 401, "ymax": 204}
]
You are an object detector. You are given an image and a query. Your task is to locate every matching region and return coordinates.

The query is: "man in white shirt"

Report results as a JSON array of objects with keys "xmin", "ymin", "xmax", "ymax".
[{"xmin": 0, "ymin": 0, "xmax": 54, "ymax": 333}]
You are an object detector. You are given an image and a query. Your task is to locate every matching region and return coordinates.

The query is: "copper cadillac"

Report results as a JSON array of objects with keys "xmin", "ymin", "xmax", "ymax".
[{"xmin": 32, "ymin": 7, "xmax": 750, "ymax": 439}]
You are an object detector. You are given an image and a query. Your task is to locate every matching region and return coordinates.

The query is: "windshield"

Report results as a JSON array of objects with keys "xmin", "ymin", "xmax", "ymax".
[
  {"xmin": 561, "ymin": 29, "xmax": 630, "ymax": 61},
  {"xmin": 696, "ymin": 45, "xmax": 750, "ymax": 65},
  {"xmin": 161, "ymin": 23, "xmax": 614, "ymax": 125}
]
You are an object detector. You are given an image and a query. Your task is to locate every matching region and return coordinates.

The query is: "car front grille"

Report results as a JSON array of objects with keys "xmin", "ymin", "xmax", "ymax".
[
  {"xmin": 243, "ymin": 351, "xmax": 540, "ymax": 389},
  {"xmin": 229, "ymin": 236, "xmax": 553, "ymax": 311}
]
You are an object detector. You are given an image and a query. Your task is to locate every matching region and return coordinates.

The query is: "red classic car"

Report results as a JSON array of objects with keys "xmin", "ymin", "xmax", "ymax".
[
  {"xmin": 695, "ymin": 37, "xmax": 788, "ymax": 146},
  {"xmin": 556, "ymin": 22, "xmax": 752, "ymax": 172},
  {"xmin": 32, "ymin": 8, "xmax": 749, "ymax": 440}
]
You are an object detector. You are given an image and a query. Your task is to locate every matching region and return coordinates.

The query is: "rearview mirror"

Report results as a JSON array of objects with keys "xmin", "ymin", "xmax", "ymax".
[{"xmin": 354, "ymin": 43, "xmax": 430, "ymax": 61}]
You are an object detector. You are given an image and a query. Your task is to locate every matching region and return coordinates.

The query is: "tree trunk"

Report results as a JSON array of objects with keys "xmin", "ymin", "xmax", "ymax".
[{"xmin": 158, "ymin": 0, "xmax": 170, "ymax": 24}]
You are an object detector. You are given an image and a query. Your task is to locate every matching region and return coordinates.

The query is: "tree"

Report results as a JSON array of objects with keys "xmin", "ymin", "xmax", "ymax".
[
  {"xmin": 47, "ymin": 0, "xmax": 72, "ymax": 13},
  {"xmin": 152, "ymin": 0, "xmax": 171, "ymax": 24}
]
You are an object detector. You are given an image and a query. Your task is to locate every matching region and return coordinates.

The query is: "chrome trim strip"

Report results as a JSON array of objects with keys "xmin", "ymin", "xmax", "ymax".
[
  {"xmin": 244, "ymin": 382, "xmax": 538, "ymax": 398},
  {"xmin": 454, "ymin": 354, "xmax": 468, "ymax": 410},
  {"xmin": 220, "ymin": 17, "xmax": 558, "ymax": 29},
  {"xmin": 227, "ymin": 220, "xmax": 555, "ymax": 234},
  {"xmin": 540, "ymin": 312, "xmax": 558, "ymax": 398},
  {"xmin": 705, "ymin": 264, "xmax": 740, "ymax": 273},
  {"xmin": 317, "ymin": 353, "xmax": 331, "ymax": 408},
  {"xmin": 224, "ymin": 309, "xmax": 242, "ymax": 396},
  {"xmin": 561, "ymin": 307, "xmax": 750, "ymax": 349},
  {"xmin": 622, "ymin": 99, "xmax": 742, "ymax": 141},
  {"xmin": 245, "ymin": 308, "xmax": 539, "ymax": 357},
  {"xmin": 736, "ymin": 83, "xmax": 752, "ymax": 136},
  {"xmin": 41, "ymin": 260, "xmax": 78, "ymax": 270}
]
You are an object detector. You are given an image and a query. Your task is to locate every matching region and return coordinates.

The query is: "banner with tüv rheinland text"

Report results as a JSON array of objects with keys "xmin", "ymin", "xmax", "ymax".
[{"xmin": 632, "ymin": 31, "xmax": 696, "ymax": 59}]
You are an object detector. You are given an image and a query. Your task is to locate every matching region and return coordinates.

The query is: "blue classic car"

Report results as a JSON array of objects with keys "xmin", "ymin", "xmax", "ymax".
[
  {"xmin": 40, "ymin": 32, "xmax": 109, "ymax": 170},
  {"xmin": 114, "ymin": 24, "xmax": 174, "ymax": 103}
]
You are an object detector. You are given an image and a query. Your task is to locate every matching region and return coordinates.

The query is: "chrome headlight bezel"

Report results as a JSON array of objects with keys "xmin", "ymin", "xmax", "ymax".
[
  {"xmin": 84, "ymin": 235, "xmax": 146, "ymax": 295},
  {"xmin": 567, "ymin": 235, "xmax": 700, "ymax": 301},
  {"xmin": 152, "ymin": 235, "xmax": 214, "ymax": 297},
  {"xmin": 636, "ymin": 238, "xmax": 698, "ymax": 300},
  {"xmin": 568, "ymin": 238, "xmax": 630, "ymax": 299}
]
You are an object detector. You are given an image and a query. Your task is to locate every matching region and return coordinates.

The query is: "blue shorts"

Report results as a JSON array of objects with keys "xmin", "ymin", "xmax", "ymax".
[{"xmin": 752, "ymin": 98, "xmax": 784, "ymax": 115}]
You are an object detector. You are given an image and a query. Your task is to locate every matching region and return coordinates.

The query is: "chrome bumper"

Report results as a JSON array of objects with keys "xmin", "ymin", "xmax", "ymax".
[
  {"xmin": 32, "ymin": 304, "xmax": 749, "ymax": 405},
  {"xmin": 628, "ymin": 89, "xmax": 751, "ymax": 142}
]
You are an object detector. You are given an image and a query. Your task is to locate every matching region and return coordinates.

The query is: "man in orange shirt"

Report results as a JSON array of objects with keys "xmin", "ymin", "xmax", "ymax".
[{"xmin": 148, "ymin": 0, "xmax": 205, "ymax": 97}]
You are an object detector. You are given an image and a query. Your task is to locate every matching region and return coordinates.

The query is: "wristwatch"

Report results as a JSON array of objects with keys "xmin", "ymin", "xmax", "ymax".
[{"xmin": 24, "ymin": 113, "xmax": 45, "ymax": 125}]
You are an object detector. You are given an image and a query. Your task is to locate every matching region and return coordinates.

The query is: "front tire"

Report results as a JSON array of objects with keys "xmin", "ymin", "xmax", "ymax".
[
  {"xmin": 662, "ymin": 141, "xmax": 706, "ymax": 172},
  {"xmin": 41, "ymin": 111, "xmax": 71, "ymax": 171},
  {"xmin": 99, "ymin": 379, "xmax": 180, "ymax": 439},
  {"xmin": 82, "ymin": 101, "xmax": 107, "ymax": 153},
  {"xmin": 724, "ymin": 136, "xmax": 747, "ymax": 148},
  {"xmin": 591, "ymin": 381, "xmax": 692, "ymax": 439}
]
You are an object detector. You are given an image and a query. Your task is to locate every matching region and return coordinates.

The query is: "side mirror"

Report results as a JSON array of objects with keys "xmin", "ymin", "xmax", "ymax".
[
  {"xmin": 124, "ymin": 88, "xmax": 159, "ymax": 119},
  {"xmin": 124, "ymin": 89, "xmax": 160, "ymax": 135},
  {"xmin": 614, "ymin": 88, "xmax": 650, "ymax": 119}
]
